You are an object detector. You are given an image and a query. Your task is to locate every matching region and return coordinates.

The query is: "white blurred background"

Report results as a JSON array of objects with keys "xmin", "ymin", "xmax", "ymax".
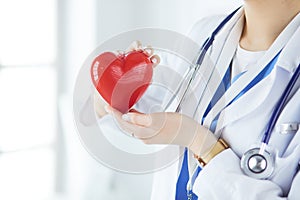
[{"xmin": 0, "ymin": 0, "xmax": 242, "ymax": 199}]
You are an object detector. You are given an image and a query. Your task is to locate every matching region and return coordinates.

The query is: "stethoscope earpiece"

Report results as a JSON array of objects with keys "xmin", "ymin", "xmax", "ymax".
[{"xmin": 241, "ymin": 147, "xmax": 275, "ymax": 179}]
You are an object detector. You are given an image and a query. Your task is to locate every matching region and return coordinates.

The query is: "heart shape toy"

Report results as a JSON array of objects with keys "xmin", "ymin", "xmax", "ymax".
[{"xmin": 91, "ymin": 50, "xmax": 153, "ymax": 113}]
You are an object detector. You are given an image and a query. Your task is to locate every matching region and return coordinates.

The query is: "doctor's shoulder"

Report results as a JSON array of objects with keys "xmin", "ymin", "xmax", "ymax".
[{"xmin": 188, "ymin": 15, "xmax": 225, "ymax": 46}]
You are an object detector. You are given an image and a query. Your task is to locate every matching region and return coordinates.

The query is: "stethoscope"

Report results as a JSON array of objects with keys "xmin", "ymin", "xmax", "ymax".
[
  {"xmin": 240, "ymin": 63, "xmax": 300, "ymax": 179},
  {"xmin": 168, "ymin": 7, "xmax": 300, "ymax": 180}
]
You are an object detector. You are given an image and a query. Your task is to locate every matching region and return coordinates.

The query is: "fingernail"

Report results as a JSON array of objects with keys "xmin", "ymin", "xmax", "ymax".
[
  {"xmin": 122, "ymin": 114, "xmax": 131, "ymax": 122},
  {"xmin": 104, "ymin": 105, "xmax": 111, "ymax": 113}
]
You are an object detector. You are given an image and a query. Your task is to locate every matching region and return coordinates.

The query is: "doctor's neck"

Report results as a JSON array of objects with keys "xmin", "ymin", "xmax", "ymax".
[{"xmin": 240, "ymin": 0, "xmax": 300, "ymax": 51}]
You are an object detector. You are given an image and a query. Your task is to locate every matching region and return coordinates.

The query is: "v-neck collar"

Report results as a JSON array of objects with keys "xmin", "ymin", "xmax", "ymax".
[
  {"xmin": 201, "ymin": 8, "xmax": 300, "ymax": 129},
  {"xmin": 194, "ymin": 8, "xmax": 244, "ymax": 125},
  {"xmin": 208, "ymin": 10, "xmax": 300, "ymax": 132}
]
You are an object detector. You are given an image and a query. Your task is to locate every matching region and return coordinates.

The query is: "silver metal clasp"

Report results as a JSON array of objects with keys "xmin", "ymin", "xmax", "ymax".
[
  {"xmin": 186, "ymin": 181, "xmax": 193, "ymax": 200},
  {"xmin": 279, "ymin": 123, "xmax": 299, "ymax": 134}
]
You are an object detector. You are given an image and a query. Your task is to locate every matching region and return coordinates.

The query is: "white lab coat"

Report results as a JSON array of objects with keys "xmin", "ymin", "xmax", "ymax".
[
  {"xmin": 149, "ymin": 8, "xmax": 300, "ymax": 200},
  {"xmin": 79, "ymin": 7, "xmax": 300, "ymax": 200}
]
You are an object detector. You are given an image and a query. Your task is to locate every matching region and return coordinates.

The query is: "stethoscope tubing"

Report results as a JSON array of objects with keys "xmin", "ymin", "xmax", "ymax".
[
  {"xmin": 262, "ymin": 64, "xmax": 300, "ymax": 144},
  {"xmin": 174, "ymin": 7, "xmax": 241, "ymax": 115}
]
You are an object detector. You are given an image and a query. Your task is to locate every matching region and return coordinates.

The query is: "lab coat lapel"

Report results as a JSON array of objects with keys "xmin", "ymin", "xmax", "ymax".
[
  {"xmin": 196, "ymin": 9, "xmax": 244, "ymax": 122},
  {"xmin": 214, "ymin": 14, "xmax": 300, "ymax": 134}
]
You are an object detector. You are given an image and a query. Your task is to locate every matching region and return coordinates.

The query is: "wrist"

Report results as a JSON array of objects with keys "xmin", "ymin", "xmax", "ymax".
[
  {"xmin": 194, "ymin": 138, "xmax": 229, "ymax": 167},
  {"xmin": 188, "ymin": 125, "xmax": 217, "ymax": 156}
]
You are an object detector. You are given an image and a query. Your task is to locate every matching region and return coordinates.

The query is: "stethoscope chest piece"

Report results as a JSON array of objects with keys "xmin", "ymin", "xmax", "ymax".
[{"xmin": 241, "ymin": 147, "xmax": 275, "ymax": 179}]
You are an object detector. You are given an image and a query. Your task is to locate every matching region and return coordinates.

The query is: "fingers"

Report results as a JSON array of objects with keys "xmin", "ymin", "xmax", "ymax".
[
  {"xmin": 105, "ymin": 105, "xmax": 150, "ymax": 137},
  {"xmin": 104, "ymin": 105, "xmax": 123, "ymax": 121},
  {"xmin": 105, "ymin": 105, "xmax": 156, "ymax": 140},
  {"xmin": 150, "ymin": 55, "xmax": 160, "ymax": 67},
  {"xmin": 143, "ymin": 46, "xmax": 154, "ymax": 56},
  {"xmin": 105, "ymin": 107, "xmax": 211, "ymax": 149},
  {"xmin": 122, "ymin": 112, "xmax": 169, "ymax": 143},
  {"xmin": 116, "ymin": 50, "xmax": 125, "ymax": 57},
  {"xmin": 123, "ymin": 41, "xmax": 160, "ymax": 67},
  {"xmin": 94, "ymin": 91, "xmax": 108, "ymax": 117},
  {"xmin": 105, "ymin": 105, "xmax": 135, "ymax": 135},
  {"xmin": 105, "ymin": 105, "xmax": 152, "ymax": 128},
  {"xmin": 125, "ymin": 40, "xmax": 142, "ymax": 53},
  {"xmin": 122, "ymin": 112, "xmax": 152, "ymax": 127}
]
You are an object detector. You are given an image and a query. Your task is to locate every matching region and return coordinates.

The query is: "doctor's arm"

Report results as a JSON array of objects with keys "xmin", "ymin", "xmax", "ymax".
[
  {"xmin": 104, "ymin": 106, "xmax": 218, "ymax": 157},
  {"xmin": 193, "ymin": 148, "xmax": 300, "ymax": 200},
  {"xmin": 105, "ymin": 104, "xmax": 300, "ymax": 200},
  {"xmin": 193, "ymin": 88, "xmax": 300, "ymax": 199}
]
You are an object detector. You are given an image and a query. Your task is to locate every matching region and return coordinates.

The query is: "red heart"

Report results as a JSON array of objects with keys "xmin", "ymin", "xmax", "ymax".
[{"xmin": 91, "ymin": 50, "xmax": 153, "ymax": 113}]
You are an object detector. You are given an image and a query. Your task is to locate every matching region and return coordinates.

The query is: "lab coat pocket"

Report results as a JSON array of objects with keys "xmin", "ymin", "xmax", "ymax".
[{"xmin": 271, "ymin": 144, "xmax": 300, "ymax": 196}]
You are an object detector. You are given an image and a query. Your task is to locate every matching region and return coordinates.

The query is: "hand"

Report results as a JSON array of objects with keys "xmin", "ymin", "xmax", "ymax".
[
  {"xmin": 93, "ymin": 40, "xmax": 160, "ymax": 118},
  {"xmin": 123, "ymin": 40, "xmax": 160, "ymax": 67},
  {"xmin": 94, "ymin": 90, "xmax": 108, "ymax": 118},
  {"xmin": 105, "ymin": 105, "xmax": 217, "ymax": 156}
]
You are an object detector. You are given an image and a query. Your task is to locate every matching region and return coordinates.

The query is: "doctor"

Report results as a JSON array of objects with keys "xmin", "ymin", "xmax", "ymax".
[{"xmin": 96, "ymin": 0, "xmax": 300, "ymax": 199}]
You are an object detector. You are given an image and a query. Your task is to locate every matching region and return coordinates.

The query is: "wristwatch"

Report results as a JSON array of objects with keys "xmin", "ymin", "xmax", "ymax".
[{"xmin": 194, "ymin": 138, "xmax": 229, "ymax": 167}]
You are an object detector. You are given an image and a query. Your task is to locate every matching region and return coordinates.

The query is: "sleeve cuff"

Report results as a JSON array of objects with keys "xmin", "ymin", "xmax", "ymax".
[
  {"xmin": 193, "ymin": 149, "xmax": 243, "ymax": 198},
  {"xmin": 192, "ymin": 149, "xmax": 284, "ymax": 199}
]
